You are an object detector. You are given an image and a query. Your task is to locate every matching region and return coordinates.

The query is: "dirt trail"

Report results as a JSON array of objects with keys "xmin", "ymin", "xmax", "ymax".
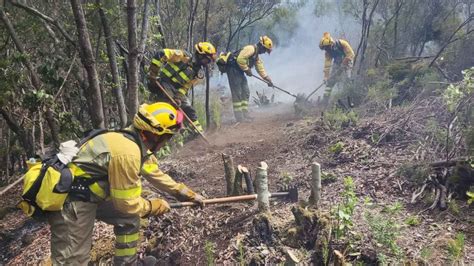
[{"xmin": 164, "ymin": 103, "xmax": 297, "ymax": 197}]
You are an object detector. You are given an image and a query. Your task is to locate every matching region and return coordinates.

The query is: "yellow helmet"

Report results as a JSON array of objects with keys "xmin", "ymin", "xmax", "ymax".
[
  {"xmin": 259, "ymin": 36, "xmax": 273, "ymax": 52},
  {"xmin": 133, "ymin": 102, "xmax": 183, "ymax": 136},
  {"xmin": 195, "ymin": 42, "xmax": 217, "ymax": 60},
  {"xmin": 319, "ymin": 32, "xmax": 335, "ymax": 49}
]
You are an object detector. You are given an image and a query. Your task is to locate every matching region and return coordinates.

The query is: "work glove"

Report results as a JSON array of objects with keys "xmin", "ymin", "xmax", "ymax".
[
  {"xmin": 148, "ymin": 198, "xmax": 170, "ymax": 216},
  {"xmin": 176, "ymin": 183, "xmax": 206, "ymax": 208},
  {"xmin": 193, "ymin": 193, "xmax": 206, "ymax": 208},
  {"xmin": 244, "ymin": 69, "xmax": 253, "ymax": 77},
  {"xmin": 264, "ymin": 76, "xmax": 273, "ymax": 87},
  {"xmin": 342, "ymin": 57, "xmax": 351, "ymax": 66}
]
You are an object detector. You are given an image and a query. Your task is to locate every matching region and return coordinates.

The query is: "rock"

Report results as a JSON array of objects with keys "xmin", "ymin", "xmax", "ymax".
[{"xmin": 22, "ymin": 234, "xmax": 35, "ymax": 246}]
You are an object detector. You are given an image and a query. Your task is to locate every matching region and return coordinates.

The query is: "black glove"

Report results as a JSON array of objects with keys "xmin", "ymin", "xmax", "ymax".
[
  {"xmin": 264, "ymin": 76, "xmax": 273, "ymax": 87},
  {"xmin": 244, "ymin": 69, "xmax": 253, "ymax": 77}
]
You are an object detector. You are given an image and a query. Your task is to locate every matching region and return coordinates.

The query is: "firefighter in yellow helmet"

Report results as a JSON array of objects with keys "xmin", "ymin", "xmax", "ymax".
[
  {"xmin": 48, "ymin": 102, "xmax": 205, "ymax": 265},
  {"xmin": 148, "ymin": 42, "xmax": 217, "ymax": 132},
  {"xmin": 226, "ymin": 36, "xmax": 274, "ymax": 122},
  {"xmin": 319, "ymin": 32, "xmax": 355, "ymax": 104}
]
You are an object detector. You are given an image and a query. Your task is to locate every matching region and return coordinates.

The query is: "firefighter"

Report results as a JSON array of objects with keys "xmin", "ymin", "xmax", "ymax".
[
  {"xmin": 319, "ymin": 32, "xmax": 355, "ymax": 105},
  {"xmin": 226, "ymin": 36, "xmax": 274, "ymax": 122},
  {"xmin": 148, "ymin": 42, "xmax": 217, "ymax": 132},
  {"xmin": 48, "ymin": 102, "xmax": 205, "ymax": 265}
]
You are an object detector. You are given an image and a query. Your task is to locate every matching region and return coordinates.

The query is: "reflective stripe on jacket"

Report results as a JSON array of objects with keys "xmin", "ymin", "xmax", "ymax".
[
  {"xmin": 70, "ymin": 127, "xmax": 195, "ymax": 217},
  {"xmin": 323, "ymin": 39, "xmax": 355, "ymax": 79},
  {"xmin": 149, "ymin": 48, "xmax": 201, "ymax": 95},
  {"xmin": 235, "ymin": 45, "xmax": 267, "ymax": 78}
]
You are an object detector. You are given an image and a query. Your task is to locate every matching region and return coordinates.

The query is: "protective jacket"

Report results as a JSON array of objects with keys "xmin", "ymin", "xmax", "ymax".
[
  {"xmin": 69, "ymin": 127, "xmax": 197, "ymax": 217},
  {"xmin": 233, "ymin": 45, "xmax": 268, "ymax": 78},
  {"xmin": 149, "ymin": 48, "xmax": 203, "ymax": 96},
  {"xmin": 323, "ymin": 39, "xmax": 354, "ymax": 79}
]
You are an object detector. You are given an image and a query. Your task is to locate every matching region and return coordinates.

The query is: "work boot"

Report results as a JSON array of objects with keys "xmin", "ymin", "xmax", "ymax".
[
  {"xmin": 140, "ymin": 255, "xmax": 157, "ymax": 266},
  {"xmin": 242, "ymin": 109, "xmax": 254, "ymax": 122},
  {"xmin": 234, "ymin": 111, "xmax": 244, "ymax": 123}
]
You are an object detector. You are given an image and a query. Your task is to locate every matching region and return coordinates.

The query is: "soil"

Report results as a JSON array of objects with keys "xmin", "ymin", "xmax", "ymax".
[{"xmin": 0, "ymin": 103, "xmax": 473, "ymax": 265}]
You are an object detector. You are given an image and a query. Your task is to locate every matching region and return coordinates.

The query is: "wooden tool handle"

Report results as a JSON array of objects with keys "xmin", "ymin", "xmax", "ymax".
[{"xmin": 170, "ymin": 194, "xmax": 258, "ymax": 208}]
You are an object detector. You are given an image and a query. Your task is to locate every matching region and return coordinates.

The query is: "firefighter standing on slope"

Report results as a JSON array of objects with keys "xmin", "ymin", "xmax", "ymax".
[
  {"xmin": 226, "ymin": 36, "xmax": 274, "ymax": 122},
  {"xmin": 319, "ymin": 32, "xmax": 355, "ymax": 105},
  {"xmin": 148, "ymin": 42, "xmax": 217, "ymax": 132},
  {"xmin": 48, "ymin": 102, "xmax": 205, "ymax": 265}
]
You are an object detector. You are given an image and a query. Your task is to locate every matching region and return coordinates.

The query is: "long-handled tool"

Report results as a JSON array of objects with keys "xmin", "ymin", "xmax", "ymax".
[
  {"xmin": 305, "ymin": 67, "xmax": 346, "ymax": 102},
  {"xmin": 251, "ymin": 75, "xmax": 298, "ymax": 98},
  {"xmin": 169, "ymin": 186, "xmax": 298, "ymax": 208},
  {"xmin": 153, "ymin": 80, "xmax": 210, "ymax": 145}
]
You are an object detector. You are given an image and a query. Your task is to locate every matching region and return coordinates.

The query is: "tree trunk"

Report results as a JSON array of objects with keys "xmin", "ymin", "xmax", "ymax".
[
  {"xmin": 0, "ymin": 7, "xmax": 60, "ymax": 148},
  {"xmin": 0, "ymin": 108, "xmax": 34, "ymax": 157},
  {"xmin": 98, "ymin": 0, "xmax": 128, "ymax": 127},
  {"xmin": 70, "ymin": 0, "xmax": 105, "ymax": 129},
  {"xmin": 126, "ymin": 0, "xmax": 139, "ymax": 118},
  {"xmin": 154, "ymin": 0, "xmax": 166, "ymax": 48},
  {"xmin": 138, "ymin": 0, "xmax": 151, "ymax": 64},
  {"xmin": 203, "ymin": 0, "xmax": 210, "ymax": 129},
  {"xmin": 356, "ymin": 0, "xmax": 380, "ymax": 75},
  {"xmin": 222, "ymin": 153, "xmax": 235, "ymax": 195},
  {"xmin": 256, "ymin": 161, "xmax": 270, "ymax": 213}
]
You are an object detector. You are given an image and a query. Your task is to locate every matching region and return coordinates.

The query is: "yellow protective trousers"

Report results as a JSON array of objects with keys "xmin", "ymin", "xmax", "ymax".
[
  {"xmin": 48, "ymin": 200, "xmax": 140, "ymax": 265},
  {"xmin": 227, "ymin": 65, "xmax": 250, "ymax": 121}
]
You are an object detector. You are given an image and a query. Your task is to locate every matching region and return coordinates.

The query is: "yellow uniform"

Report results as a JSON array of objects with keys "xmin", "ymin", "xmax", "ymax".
[
  {"xmin": 227, "ymin": 45, "xmax": 268, "ymax": 121},
  {"xmin": 49, "ymin": 128, "xmax": 197, "ymax": 265}
]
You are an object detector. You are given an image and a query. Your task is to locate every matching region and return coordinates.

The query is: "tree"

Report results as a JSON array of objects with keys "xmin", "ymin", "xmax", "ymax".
[{"xmin": 70, "ymin": 0, "xmax": 105, "ymax": 129}]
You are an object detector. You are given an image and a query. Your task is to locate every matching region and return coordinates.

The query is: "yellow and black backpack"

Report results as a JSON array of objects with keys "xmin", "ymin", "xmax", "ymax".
[
  {"xmin": 18, "ymin": 156, "xmax": 73, "ymax": 217},
  {"xmin": 216, "ymin": 52, "xmax": 232, "ymax": 73},
  {"xmin": 18, "ymin": 129, "xmax": 143, "ymax": 218}
]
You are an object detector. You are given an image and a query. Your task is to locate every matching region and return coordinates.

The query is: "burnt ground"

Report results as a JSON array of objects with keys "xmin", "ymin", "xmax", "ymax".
[{"xmin": 0, "ymin": 103, "xmax": 473, "ymax": 265}]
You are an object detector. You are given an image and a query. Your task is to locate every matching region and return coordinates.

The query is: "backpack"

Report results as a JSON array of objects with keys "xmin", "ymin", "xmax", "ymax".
[
  {"xmin": 216, "ymin": 52, "xmax": 232, "ymax": 73},
  {"xmin": 17, "ymin": 129, "xmax": 141, "ymax": 218}
]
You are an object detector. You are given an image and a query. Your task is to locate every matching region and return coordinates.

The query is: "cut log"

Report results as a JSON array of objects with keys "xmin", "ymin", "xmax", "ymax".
[
  {"xmin": 309, "ymin": 162, "xmax": 321, "ymax": 207},
  {"xmin": 239, "ymin": 165, "xmax": 254, "ymax": 194},
  {"xmin": 255, "ymin": 161, "xmax": 270, "ymax": 212},
  {"xmin": 222, "ymin": 153, "xmax": 235, "ymax": 196},
  {"xmin": 233, "ymin": 164, "xmax": 244, "ymax": 196}
]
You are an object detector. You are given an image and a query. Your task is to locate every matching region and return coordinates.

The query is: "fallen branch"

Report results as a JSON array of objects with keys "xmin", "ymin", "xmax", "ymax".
[{"xmin": 411, "ymin": 182, "xmax": 428, "ymax": 203}]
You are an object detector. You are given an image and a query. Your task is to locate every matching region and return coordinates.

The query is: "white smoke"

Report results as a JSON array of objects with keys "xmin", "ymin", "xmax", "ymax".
[
  {"xmin": 260, "ymin": 1, "xmax": 359, "ymax": 102},
  {"xmin": 195, "ymin": 1, "xmax": 361, "ymax": 104}
]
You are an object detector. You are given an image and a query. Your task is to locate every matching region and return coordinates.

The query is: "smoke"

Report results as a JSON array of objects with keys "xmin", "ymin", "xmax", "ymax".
[
  {"xmin": 261, "ymin": 1, "xmax": 359, "ymax": 102},
  {"xmin": 195, "ymin": 1, "xmax": 360, "ymax": 104}
]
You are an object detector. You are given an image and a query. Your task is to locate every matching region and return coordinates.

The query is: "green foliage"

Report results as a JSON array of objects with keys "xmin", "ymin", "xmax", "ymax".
[
  {"xmin": 238, "ymin": 241, "xmax": 245, "ymax": 266},
  {"xmin": 467, "ymin": 190, "xmax": 474, "ymax": 205},
  {"xmin": 420, "ymin": 246, "xmax": 433, "ymax": 263},
  {"xmin": 321, "ymin": 171, "xmax": 337, "ymax": 183},
  {"xmin": 204, "ymin": 240, "xmax": 216, "ymax": 266},
  {"xmin": 194, "ymin": 96, "xmax": 222, "ymax": 129},
  {"xmin": 397, "ymin": 163, "xmax": 431, "ymax": 184},
  {"xmin": 448, "ymin": 200, "xmax": 460, "ymax": 215},
  {"xmin": 443, "ymin": 67, "xmax": 474, "ymax": 113},
  {"xmin": 382, "ymin": 201, "xmax": 404, "ymax": 214},
  {"xmin": 366, "ymin": 212, "xmax": 403, "ymax": 259},
  {"xmin": 323, "ymin": 108, "xmax": 358, "ymax": 129},
  {"xmin": 328, "ymin": 141, "xmax": 344, "ymax": 154},
  {"xmin": 446, "ymin": 233, "xmax": 465, "ymax": 263},
  {"xmin": 22, "ymin": 89, "xmax": 53, "ymax": 112},
  {"xmin": 281, "ymin": 172, "xmax": 293, "ymax": 185},
  {"xmin": 404, "ymin": 215, "xmax": 420, "ymax": 226},
  {"xmin": 333, "ymin": 176, "xmax": 358, "ymax": 239}
]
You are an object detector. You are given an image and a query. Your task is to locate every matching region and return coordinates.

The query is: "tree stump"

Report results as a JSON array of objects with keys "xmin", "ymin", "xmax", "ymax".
[
  {"xmin": 239, "ymin": 165, "xmax": 254, "ymax": 194},
  {"xmin": 222, "ymin": 153, "xmax": 235, "ymax": 196},
  {"xmin": 255, "ymin": 161, "xmax": 270, "ymax": 212},
  {"xmin": 309, "ymin": 162, "xmax": 321, "ymax": 207},
  {"xmin": 233, "ymin": 164, "xmax": 244, "ymax": 195}
]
